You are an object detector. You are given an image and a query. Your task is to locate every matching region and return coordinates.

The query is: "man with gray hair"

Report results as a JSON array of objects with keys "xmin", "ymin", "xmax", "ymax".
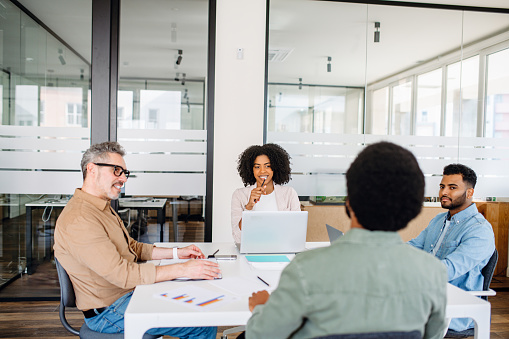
[{"xmin": 54, "ymin": 141, "xmax": 219, "ymax": 338}]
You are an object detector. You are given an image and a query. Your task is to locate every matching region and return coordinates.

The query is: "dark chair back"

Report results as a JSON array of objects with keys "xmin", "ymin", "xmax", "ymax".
[
  {"xmin": 314, "ymin": 331, "xmax": 421, "ymax": 339},
  {"xmin": 55, "ymin": 258, "xmax": 80, "ymax": 335},
  {"xmin": 482, "ymin": 248, "xmax": 498, "ymax": 293}
]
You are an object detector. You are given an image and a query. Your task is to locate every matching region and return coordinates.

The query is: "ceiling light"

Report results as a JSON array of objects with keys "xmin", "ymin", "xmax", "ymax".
[
  {"xmin": 374, "ymin": 22, "xmax": 380, "ymax": 43},
  {"xmin": 299, "ymin": 78, "xmax": 302, "ymax": 90},
  {"xmin": 58, "ymin": 48, "xmax": 66, "ymax": 65},
  {"xmin": 327, "ymin": 56, "xmax": 332, "ymax": 73},
  {"xmin": 176, "ymin": 49, "xmax": 183, "ymax": 65},
  {"xmin": 181, "ymin": 73, "xmax": 186, "ymax": 86}
]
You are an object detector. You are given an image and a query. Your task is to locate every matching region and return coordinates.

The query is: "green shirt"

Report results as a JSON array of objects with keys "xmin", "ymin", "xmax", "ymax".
[{"xmin": 246, "ymin": 228, "xmax": 447, "ymax": 339}]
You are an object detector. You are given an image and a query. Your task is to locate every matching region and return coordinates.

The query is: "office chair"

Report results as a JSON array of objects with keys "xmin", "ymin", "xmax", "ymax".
[
  {"xmin": 55, "ymin": 258, "xmax": 159, "ymax": 339},
  {"xmin": 445, "ymin": 248, "xmax": 498, "ymax": 338}
]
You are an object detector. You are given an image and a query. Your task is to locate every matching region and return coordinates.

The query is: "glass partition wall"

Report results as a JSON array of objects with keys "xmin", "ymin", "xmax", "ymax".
[
  {"xmin": 117, "ymin": 0, "xmax": 209, "ymax": 244},
  {"xmin": 0, "ymin": 0, "xmax": 210, "ymax": 296},
  {"xmin": 267, "ymin": 0, "xmax": 509, "ymax": 201},
  {"xmin": 0, "ymin": 1, "xmax": 91, "ymax": 290}
]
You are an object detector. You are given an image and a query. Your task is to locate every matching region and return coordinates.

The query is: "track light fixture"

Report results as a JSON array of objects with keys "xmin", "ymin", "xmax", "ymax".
[
  {"xmin": 181, "ymin": 73, "xmax": 186, "ymax": 86},
  {"xmin": 374, "ymin": 22, "xmax": 380, "ymax": 43},
  {"xmin": 176, "ymin": 49, "xmax": 183, "ymax": 65},
  {"xmin": 299, "ymin": 78, "xmax": 302, "ymax": 90},
  {"xmin": 327, "ymin": 56, "xmax": 332, "ymax": 72},
  {"xmin": 58, "ymin": 48, "xmax": 66, "ymax": 65}
]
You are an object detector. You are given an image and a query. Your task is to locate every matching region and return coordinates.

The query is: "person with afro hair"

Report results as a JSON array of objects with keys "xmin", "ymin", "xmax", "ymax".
[
  {"xmin": 231, "ymin": 143, "xmax": 300, "ymax": 243},
  {"xmin": 244, "ymin": 142, "xmax": 447, "ymax": 339}
]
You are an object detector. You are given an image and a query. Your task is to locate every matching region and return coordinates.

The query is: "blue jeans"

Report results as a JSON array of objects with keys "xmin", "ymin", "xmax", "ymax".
[{"xmin": 84, "ymin": 291, "xmax": 217, "ymax": 339}]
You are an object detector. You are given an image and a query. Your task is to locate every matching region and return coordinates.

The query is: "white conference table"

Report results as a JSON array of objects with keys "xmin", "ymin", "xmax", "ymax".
[{"xmin": 124, "ymin": 242, "xmax": 491, "ymax": 339}]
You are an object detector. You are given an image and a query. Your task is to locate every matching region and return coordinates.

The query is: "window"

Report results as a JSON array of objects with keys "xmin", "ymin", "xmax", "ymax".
[
  {"xmin": 416, "ymin": 69, "xmax": 442, "ymax": 136},
  {"xmin": 445, "ymin": 56, "xmax": 479, "ymax": 137},
  {"xmin": 485, "ymin": 48, "xmax": 509, "ymax": 138},
  {"xmin": 66, "ymin": 103, "xmax": 82, "ymax": 126},
  {"xmin": 391, "ymin": 81, "xmax": 413, "ymax": 135}
]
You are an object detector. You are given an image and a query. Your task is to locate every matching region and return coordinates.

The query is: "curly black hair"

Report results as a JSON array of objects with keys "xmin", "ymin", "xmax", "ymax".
[
  {"xmin": 237, "ymin": 143, "xmax": 292, "ymax": 186},
  {"xmin": 346, "ymin": 142, "xmax": 424, "ymax": 232},
  {"xmin": 443, "ymin": 163, "xmax": 477, "ymax": 189}
]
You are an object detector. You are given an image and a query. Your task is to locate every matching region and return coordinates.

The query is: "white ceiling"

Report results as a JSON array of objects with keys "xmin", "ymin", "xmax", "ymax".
[{"xmin": 15, "ymin": 0, "xmax": 509, "ymax": 87}]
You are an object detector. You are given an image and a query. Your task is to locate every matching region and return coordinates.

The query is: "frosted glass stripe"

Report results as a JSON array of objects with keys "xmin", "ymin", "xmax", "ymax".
[
  {"xmin": 0, "ymin": 152, "xmax": 83, "ymax": 170},
  {"xmin": 458, "ymin": 147, "xmax": 509, "ymax": 159},
  {"xmin": 125, "ymin": 154, "xmax": 206, "ymax": 172},
  {"xmin": 124, "ymin": 173, "xmax": 206, "ymax": 196},
  {"xmin": 459, "ymin": 137, "xmax": 509, "ymax": 148},
  {"xmin": 290, "ymin": 174, "xmax": 347, "ymax": 196},
  {"xmin": 0, "ymin": 171, "xmax": 81, "ymax": 195},
  {"xmin": 0, "ymin": 126, "xmax": 89, "ymax": 138},
  {"xmin": 269, "ymin": 132, "xmax": 365, "ymax": 144},
  {"xmin": 269, "ymin": 132, "xmax": 509, "ymax": 198},
  {"xmin": 118, "ymin": 129, "xmax": 206, "ymax": 140},
  {"xmin": 291, "ymin": 157, "xmax": 355, "ymax": 173},
  {"xmin": 410, "ymin": 146, "xmax": 458, "ymax": 159},
  {"xmin": 282, "ymin": 143, "xmax": 362, "ymax": 157},
  {"xmin": 364, "ymin": 134, "xmax": 460, "ymax": 147},
  {"xmin": 121, "ymin": 140, "xmax": 206, "ymax": 154},
  {"xmin": 1, "ymin": 138, "xmax": 89, "ymax": 152}
]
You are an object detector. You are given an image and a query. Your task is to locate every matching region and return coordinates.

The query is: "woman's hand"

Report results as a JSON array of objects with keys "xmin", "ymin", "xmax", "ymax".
[{"xmin": 246, "ymin": 185, "xmax": 266, "ymax": 210}]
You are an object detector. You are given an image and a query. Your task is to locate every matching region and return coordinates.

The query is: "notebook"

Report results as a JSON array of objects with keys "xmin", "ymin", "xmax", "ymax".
[
  {"xmin": 326, "ymin": 224, "xmax": 344, "ymax": 243},
  {"xmin": 238, "ymin": 211, "xmax": 308, "ymax": 254}
]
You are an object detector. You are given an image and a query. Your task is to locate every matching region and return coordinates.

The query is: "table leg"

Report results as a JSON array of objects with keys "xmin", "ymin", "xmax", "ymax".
[
  {"xmin": 25, "ymin": 206, "xmax": 34, "ymax": 274},
  {"xmin": 157, "ymin": 205, "xmax": 165, "ymax": 242},
  {"xmin": 44, "ymin": 216, "xmax": 52, "ymax": 260},
  {"xmin": 473, "ymin": 308, "xmax": 491, "ymax": 339},
  {"xmin": 172, "ymin": 198, "xmax": 178, "ymax": 242}
]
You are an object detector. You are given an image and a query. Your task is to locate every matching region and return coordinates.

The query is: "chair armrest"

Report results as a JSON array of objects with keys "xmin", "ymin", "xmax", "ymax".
[{"xmin": 467, "ymin": 288, "xmax": 496, "ymax": 297}]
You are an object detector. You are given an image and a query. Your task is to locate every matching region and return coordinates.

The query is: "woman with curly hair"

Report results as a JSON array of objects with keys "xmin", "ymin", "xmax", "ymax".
[{"xmin": 231, "ymin": 143, "xmax": 300, "ymax": 243}]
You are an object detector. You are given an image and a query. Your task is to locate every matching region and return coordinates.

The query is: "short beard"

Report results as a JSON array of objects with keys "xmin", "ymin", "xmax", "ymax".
[{"xmin": 441, "ymin": 190, "xmax": 467, "ymax": 210}]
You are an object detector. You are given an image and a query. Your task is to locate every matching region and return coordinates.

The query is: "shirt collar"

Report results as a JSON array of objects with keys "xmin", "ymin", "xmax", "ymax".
[
  {"xmin": 447, "ymin": 203, "xmax": 478, "ymax": 223},
  {"xmin": 73, "ymin": 188, "xmax": 111, "ymax": 211},
  {"xmin": 339, "ymin": 228, "xmax": 403, "ymax": 245}
]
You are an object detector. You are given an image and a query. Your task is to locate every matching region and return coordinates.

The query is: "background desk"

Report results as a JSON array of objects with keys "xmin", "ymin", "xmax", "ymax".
[
  {"xmin": 25, "ymin": 197, "xmax": 167, "ymax": 274},
  {"xmin": 124, "ymin": 242, "xmax": 491, "ymax": 339}
]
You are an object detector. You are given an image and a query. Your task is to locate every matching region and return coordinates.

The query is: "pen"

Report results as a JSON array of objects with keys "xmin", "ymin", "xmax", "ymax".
[
  {"xmin": 257, "ymin": 276, "xmax": 270, "ymax": 287},
  {"xmin": 254, "ymin": 178, "xmax": 266, "ymax": 203},
  {"xmin": 208, "ymin": 249, "xmax": 219, "ymax": 258}
]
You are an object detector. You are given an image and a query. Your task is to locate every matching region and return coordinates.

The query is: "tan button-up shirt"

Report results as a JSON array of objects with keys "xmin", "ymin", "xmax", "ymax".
[{"xmin": 54, "ymin": 189, "xmax": 156, "ymax": 310}]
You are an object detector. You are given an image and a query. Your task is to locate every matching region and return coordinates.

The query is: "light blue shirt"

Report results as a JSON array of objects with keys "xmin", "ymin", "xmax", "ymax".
[{"xmin": 408, "ymin": 203, "xmax": 495, "ymax": 331}]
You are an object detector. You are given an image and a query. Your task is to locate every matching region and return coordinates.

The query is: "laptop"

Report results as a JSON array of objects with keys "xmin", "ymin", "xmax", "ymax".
[
  {"xmin": 238, "ymin": 211, "xmax": 308, "ymax": 254},
  {"xmin": 326, "ymin": 224, "xmax": 344, "ymax": 243}
]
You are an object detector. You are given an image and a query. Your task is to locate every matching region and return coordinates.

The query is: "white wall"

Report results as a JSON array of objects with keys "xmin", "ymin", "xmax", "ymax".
[{"xmin": 212, "ymin": 0, "xmax": 267, "ymax": 242}]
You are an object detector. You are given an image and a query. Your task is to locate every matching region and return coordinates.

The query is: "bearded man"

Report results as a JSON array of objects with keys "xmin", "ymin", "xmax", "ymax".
[{"xmin": 409, "ymin": 163, "xmax": 495, "ymax": 333}]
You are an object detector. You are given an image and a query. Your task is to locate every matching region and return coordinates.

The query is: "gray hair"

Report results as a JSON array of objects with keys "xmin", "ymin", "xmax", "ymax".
[{"xmin": 81, "ymin": 141, "xmax": 126, "ymax": 180}]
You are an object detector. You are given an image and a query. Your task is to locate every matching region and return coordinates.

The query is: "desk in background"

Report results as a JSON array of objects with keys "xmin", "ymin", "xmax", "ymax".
[
  {"xmin": 25, "ymin": 197, "xmax": 167, "ymax": 274},
  {"xmin": 124, "ymin": 242, "xmax": 491, "ymax": 339}
]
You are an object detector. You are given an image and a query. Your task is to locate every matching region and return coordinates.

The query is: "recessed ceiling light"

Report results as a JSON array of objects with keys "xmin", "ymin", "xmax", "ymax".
[{"xmin": 26, "ymin": 57, "xmax": 34, "ymax": 62}]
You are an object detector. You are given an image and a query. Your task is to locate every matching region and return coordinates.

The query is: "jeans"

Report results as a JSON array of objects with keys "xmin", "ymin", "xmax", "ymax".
[{"xmin": 84, "ymin": 291, "xmax": 217, "ymax": 339}]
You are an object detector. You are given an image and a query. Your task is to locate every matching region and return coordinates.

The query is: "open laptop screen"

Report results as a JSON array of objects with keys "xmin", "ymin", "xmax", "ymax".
[{"xmin": 239, "ymin": 211, "xmax": 308, "ymax": 254}]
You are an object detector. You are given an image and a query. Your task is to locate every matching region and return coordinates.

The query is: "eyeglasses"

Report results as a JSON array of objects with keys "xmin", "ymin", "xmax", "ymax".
[{"xmin": 93, "ymin": 163, "xmax": 130, "ymax": 179}]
